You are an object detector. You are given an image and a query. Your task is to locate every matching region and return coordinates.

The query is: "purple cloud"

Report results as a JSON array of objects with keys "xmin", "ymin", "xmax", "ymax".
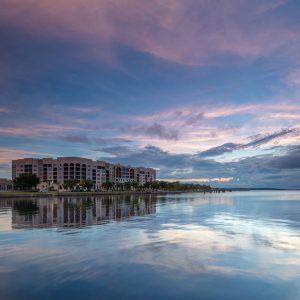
[{"xmin": 0, "ymin": 0, "xmax": 298, "ymax": 65}]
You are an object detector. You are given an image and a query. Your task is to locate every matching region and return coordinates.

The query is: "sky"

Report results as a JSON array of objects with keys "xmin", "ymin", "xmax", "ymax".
[{"xmin": 0, "ymin": 0, "xmax": 300, "ymax": 188}]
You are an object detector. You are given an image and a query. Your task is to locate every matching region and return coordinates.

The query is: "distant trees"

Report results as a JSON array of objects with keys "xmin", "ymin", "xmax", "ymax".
[
  {"xmin": 102, "ymin": 180, "xmax": 211, "ymax": 192},
  {"xmin": 13, "ymin": 174, "xmax": 40, "ymax": 190},
  {"xmin": 124, "ymin": 181, "xmax": 132, "ymax": 191},
  {"xmin": 142, "ymin": 180, "xmax": 211, "ymax": 192},
  {"xmin": 80, "ymin": 179, "xmax": 94, "ymax": 191},
  {"xmin": 102, "ymin": 181, "xmax": 114, "ymax": 191},
  {"xmin": 13, "ymin": 175, "xmax": 211, "ymax": 193},
  {"xmin": 63, "ymin": 179, "xmax": 94, "ymax": 191},
  {"xmin": 63, "ymin": 179, "xmax": 79, "ymax": 190},
  {"xmin": 100, "ymin": 180, "xmax": 211, "ymax": 192},
  {"xmin": 131, "ymin": 181, "xmax": 140, "ymax": 190}
]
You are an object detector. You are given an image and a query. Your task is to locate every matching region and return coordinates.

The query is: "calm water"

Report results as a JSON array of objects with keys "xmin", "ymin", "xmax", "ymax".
[{"xmin": 1, "ymin": 191, "xmax": 300, "ymax": 300}]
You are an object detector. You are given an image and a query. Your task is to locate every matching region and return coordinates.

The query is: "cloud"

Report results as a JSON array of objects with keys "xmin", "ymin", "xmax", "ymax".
[
  {"xmin": 71, "ymin": 107, "xmax": 101, "ymax": 113},
  {"xmin": 269, "ymin": 113, "xmax": 300, "ymax": 120},
  {"xmin": 95, "ymin": 145, "xmax": 135, "ymax": 157},
  {"xmin": 92, "ymin": 141, "xmax": 300, "ymax": 188},
  {"xmin": 200, "ymin": 143, "xmax": 242, "ymax": 157},
  {"xmin": 269, "ymin": 145, "xmax": 300, "ymax": 169},
  {"xmin": 136, "ymin": 102, "xmax": 300, "ymax": 125},
  {"xmin": 287, "ymin": 68, "xmax": 300, "ymax": 87},
  {"xmin": 0, "ymin": 107, "xmax": 11, "ymax": 113},
  {"xmin": 60, "ymin": 134, "xmax": 90, "ymax": 144},
  {"xmin": 124, "ymin": 123, "xmax": 179, "ymax": 140},
  {"xmin": 256, "ymin": 0, "xmax": 288, "ymax": 14},
  {"xmin": 95, "ymin": 137, "xmax": 133, "ymax": 146},
  {"xmin": 134, "ymin": 104, "xmax": 257, "ymax": 124},
  {"xmin": 0, "ymin": 0, "xmax": 297, "ymax": 66},
  {"xmin": 244, "ymin": 128, "xmax": 296, "ymax": 148},
  {"xmin": 199, "ymin": 128, "xmax": 297, "ymax": 157},
  {"xmin": 0, "ymin": 148, "xmax": 50, "ymax": 164},
  {"xmin": 0, "ymin": 125, "xmax": 83, "ymax": 137}
]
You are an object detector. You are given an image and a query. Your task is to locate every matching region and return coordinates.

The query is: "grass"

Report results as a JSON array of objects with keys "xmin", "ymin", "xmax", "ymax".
[
  {"xmin": 0, "ymin": 189, "xmax": 209, "ymax": 198},
  {"xmin": 0, "ymin": 190, "xmax": 161, "ymax": 198}
]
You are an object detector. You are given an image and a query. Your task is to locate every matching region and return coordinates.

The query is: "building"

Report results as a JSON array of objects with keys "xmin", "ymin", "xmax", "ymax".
[
  {"xmin": 0, "ymin": 178, "xmax": 13, "ymax": 191},
  {"xmin": 12, "ymin": 157, "xmax": 156, "ymax": 189}
]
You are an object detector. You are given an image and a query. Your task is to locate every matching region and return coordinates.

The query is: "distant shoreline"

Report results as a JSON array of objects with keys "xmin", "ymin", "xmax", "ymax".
[
  {"xmin": 1, "ymin": 188, "xmax": 299, "ymax": 198},
  {"xmin": 0, "ymin": 190, "xmax": 222, "ymax": 198}
]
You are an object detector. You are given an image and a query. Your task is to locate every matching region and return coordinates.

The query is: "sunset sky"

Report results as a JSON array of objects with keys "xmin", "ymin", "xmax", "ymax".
[{"xmin": 0, "ymin": 0, "xmax": 300, "ymax": 188}]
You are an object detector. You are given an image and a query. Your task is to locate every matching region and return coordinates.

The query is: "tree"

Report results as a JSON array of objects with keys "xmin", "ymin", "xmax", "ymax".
[
  {"xmin": 131, "ymin": 181, "xmax": 140, "ymax": 191},
  {"xmin": 124, "ymin": 181, "xmax": 132, "ymax": 191},
  {"xmin": 143, "ymin": 181, "xmax": 151, "ymax": 190},
  {"xmin": 151, "ymin": 181, "xmax": 160, "ymax": 190},
  {"xmin": 13, "ymin": 174, "xmax": 40, "ymax": 191},
  {"xmin": 102, "ymin": 181, "xmax": 113, "ymax": 191},
  {"xmin": 80, "ymin": 179, "xmax": 94, "ymax": 191},
  {"xmin": 63, "ymin": 179, "xmax": 79, "ymax": 190},
  {"xmin": 115, "ymin": 182, "xmax": 123, "ymax": 191},
  {"xmin": 159, "ymin": 181, "xmax": 168, "ymax": 190}
]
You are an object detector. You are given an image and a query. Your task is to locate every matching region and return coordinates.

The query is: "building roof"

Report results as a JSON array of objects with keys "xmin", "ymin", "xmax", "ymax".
[{"xmin": 0, "ymin": 178, "xmax": 13, "ymax": 184}]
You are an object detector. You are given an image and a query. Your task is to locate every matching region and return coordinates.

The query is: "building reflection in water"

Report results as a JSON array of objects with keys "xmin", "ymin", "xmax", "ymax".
[{"xmin": 0, "ymin": 194, "xmax": 156, "ymax": 229}]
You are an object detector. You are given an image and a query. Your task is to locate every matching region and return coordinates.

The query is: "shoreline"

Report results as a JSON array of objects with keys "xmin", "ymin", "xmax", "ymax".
[
  {"xmin": 0, "ymin": 190, "xmax": 216, "ymax": 198},
  {"xmin": 0, "ymin": 189, "xmax": 296, "ymax": 199}
]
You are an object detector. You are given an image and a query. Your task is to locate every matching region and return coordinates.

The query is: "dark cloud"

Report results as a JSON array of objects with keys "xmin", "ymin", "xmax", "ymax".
[
  {"xmin": 94, "ymin": 145, "xmax": 135, "ymax": 157},
  {"xmin": 60, "ymin": 136, "xmax": 134, "ymax": 149},
  {"xmin": 269, "ymin": 145, "xmax": 300, "ymax": 169},
  {"xmin": 97, "ymin": 145, "xmax": 194, "ymax": 169},
  {"xmin": 60, "ymin": 135, "xmax": 90, "ymax": 144},
  {"xmin": 94, "ymin": 137, "xmax": 133, "ymax": 146},
  {"xmin": 144, "ymin": 123, "xmax": 179, "ymax": 140},
  {"xmin": 200, "ymin": 143, "xmax": 242, "ymax": 157},
  {"xmin": 199, "ymin": 128, "xmax": 297, "ymax": 158},
  {"xmin": 184, "ymin": 112, "xmax": 204, "ymax": 125},
  {"xmin": 94, "ymin": 143, "xmax": 300, "ymax": 188},
  {"xmin": 244, "ymin": 128, "xmax": 296, "ymax": 148},
  {"xmin": 124, "ymin": 123, "xmax": 179, "ymax": 140}
]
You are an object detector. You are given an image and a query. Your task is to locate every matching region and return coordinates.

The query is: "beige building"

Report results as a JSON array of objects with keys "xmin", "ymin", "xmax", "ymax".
[
  {"xmin": 0, "ymin": 178, "xmax": 13, "ymax": 191},
  {"xmin": 12, "ymin": 157, "xmax": 156, "ymax": 189}
]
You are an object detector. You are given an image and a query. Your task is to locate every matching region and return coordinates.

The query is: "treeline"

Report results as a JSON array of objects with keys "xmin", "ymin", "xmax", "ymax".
[
  {"xmin": 63, "ymin": 179, "xmax": 94, "ymax": 191},
  {"xmin": 13, "ymin": 174, "xmax": 40, "ymax": 190},
  {"xmin": 100, "ymin": 180, "xmax": 212, "ymax": 192},
  {"xmin": 143, "ymin": 181, "xmax": 212, "ymax": 192},
  {"xmin": 12, "ymin": 174, "xmax": 212, "ymax": 192}
]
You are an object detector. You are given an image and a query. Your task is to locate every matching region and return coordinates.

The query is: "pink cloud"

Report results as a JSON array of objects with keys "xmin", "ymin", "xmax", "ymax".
[
  {"xmin": 121, "ymin": 101, "xmax": 300, "ymax": 153},
  {"xmin": 133, "ymin": 102, "xmax": 300, "ymax": 124},
  {"xmin": 0, "ymin": 148, "xmax": 50, "ymax": 163},
  {"xmin": 0, "ymin": 124, "xmax": 83, "ymax": 137},
  {"xmin": 287, "ymin": 69, "xmax": 300, "ymax": 87},
  {"xmin": 0, "ymin": 107, "xmax": 11, "ymax": 113},
  {"xmin": 71, "ymin": 107, "xmax": 101, "ymax": 113},
  {"xmin": 0, "ymin": 0, "xmax": 297, "ymax": 65},
  {"xmin": 270, "ymin": 113, "xmax": 300, "ymax": 120}
]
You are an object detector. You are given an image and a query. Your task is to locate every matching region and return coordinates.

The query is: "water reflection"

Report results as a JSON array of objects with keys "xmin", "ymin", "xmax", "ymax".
[
  {"xmin": 0, "ymin": 195, "xmax": 156, "ymax": 229},
  {"xmin": 0, "ymin": 191, "xmax": 300, "ymax": 300}
]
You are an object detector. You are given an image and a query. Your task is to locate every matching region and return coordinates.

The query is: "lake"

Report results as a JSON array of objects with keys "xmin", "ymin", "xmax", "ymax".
[{"xmin": 0, "ymin": 191, "xmax": 300, "ymax": 300}]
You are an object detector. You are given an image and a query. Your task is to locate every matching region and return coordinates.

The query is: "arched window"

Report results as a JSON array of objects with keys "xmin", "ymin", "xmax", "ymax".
[
  {"xmin": 63, "ymin": 163, "xmax": 69, "ymax": 180},
  {"xmin": 129, "ymin": 169, "xmax": 135, "ymax": 179},
  {"xmin": 115, "ymin": 166, "xmax": 121, "ymax": 178},
  {"xmin": 92, "ymin": 169, "xmax": 96, "ymax": 183},
  {"xmin": 75, "ymin": 163, "xmax": 80, "ymax": 180},
  {"xmin": 70, "ymin": 163, "xmax": 75, "ymax": 179},
  {"xmin": 81, "ymin": 164, "xmax": 86, "ymax": 179}
]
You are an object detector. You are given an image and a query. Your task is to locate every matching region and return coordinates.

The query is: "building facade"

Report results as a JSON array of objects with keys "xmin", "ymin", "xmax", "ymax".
[{"xmin": 12, "ymin": 157, "xmax": 156, "ymax": 189}]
